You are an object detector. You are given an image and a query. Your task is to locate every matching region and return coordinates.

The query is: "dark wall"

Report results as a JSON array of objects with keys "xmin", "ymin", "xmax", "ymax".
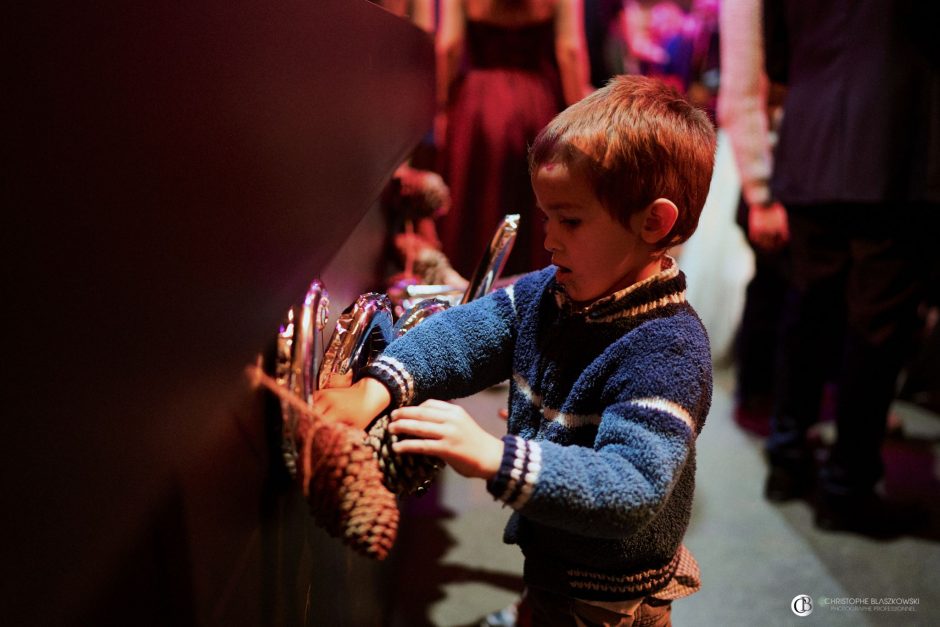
[{"xmin": 2, "ymin": 1, "xmax": 433, "ymax": 624}]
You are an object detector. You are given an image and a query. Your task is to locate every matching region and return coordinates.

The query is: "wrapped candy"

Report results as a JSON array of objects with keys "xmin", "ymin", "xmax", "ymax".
[
  {"xmin": 300, "ymin": 417, "xmax": 398, "ymax": 560},
  {"xmin": 354, "ymin": 296, "xmax": 454, "ymax": 498},
  {"xmin": 318, "ymin": 293, "xmax": 395, "ymax": 390},
  {"xmin": 316, "ymin": 292, "xmax": 447, "ymax": 498},
  {"xmin": 461, "ymin": 213, "xmax": 519, "ymax": 304},
  {"xmin": 361, "ymin": 216, "xmax": 522, "ymax": 496},
  {"xmin": 393, "ymin": 296, "xmax": 451, "ymax": 336},
  {"xmin": 269, "ymin": 285, "xmax": 402, "ymax": 560},
  {"xmin": 275, "ymin": 280, "xmax": 328, "ymax": 478},
  {"xmin": 268, "ymin": 230, "xmax": 519, "ymax": 558},
  {"xmin": 255, "ymin": 361, "xmax": 399, "ymax": 561}
]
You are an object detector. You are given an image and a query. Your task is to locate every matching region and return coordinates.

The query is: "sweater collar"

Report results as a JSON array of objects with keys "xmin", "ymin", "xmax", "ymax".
[{"xmin": 552, "ymin": 256, "xmax": 686, "ymax": 323}]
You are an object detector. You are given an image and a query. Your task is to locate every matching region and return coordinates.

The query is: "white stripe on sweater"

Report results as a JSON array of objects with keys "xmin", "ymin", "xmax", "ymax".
[
  {"xmin": 499, "ymin": 438, "xmax": 542, "ymax": 510},
  {"xmin": 500, "ymin": 436, "xmax": 528, "ymax": 503},
  {"xmin": 512, "ymin": 442, "xmax": 541, "ymax": 509},
  {"xmin": 589, "ymin": 291, "xmax": 686, "ymax": 324},
  {"xmin": 513, "ymin": 373, "xmax": 602, "ymax": 429},
  {"xmin": 371, "ymin": 356, "xmax": 415, "ymax": 406},
  {"xmin": 514, "ymin": 375, "xmax": 694, "ymax": 432},
  {"xmin": 630, "ymin": 397, "xmax": 695, "ymax": 431},
  {"xmin": 504, "ymin": 284, "xmax": 516, "ymax": 316},
  {"xmin": 542, "ymin": 406, "xmax": 603, "ymax": 429}
]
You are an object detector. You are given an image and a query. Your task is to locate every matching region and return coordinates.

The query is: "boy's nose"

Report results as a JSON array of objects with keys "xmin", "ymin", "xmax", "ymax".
[{"xmin": 543, "ymin": 226, "xmax": 559, "ymax": 253}]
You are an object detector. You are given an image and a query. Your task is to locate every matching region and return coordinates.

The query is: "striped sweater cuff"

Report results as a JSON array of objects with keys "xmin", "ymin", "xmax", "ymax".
[
  {"xmin": 486, "ymin": 435, "xmax": 541, "ymax": 509},
  {"xmin": 362, "ymin": 355, "xmax": 415, "ymax": 409}
]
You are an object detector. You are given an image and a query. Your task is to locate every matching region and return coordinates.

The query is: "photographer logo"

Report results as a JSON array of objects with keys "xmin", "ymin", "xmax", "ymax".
[{"xmin": 792, "ymin": 595, "xmax": 814, "ymax": 617}]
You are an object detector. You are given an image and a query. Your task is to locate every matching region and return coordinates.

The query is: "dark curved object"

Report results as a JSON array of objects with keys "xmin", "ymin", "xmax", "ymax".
[{"xmin": 3, "ymin": 1, "xmax": 433, "ymax": 624}]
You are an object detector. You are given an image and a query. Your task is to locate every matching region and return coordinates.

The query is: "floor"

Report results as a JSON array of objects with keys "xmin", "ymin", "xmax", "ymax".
[{"xmin": 387, "ymin": 367, "xmax": 940, "ymax": 626}]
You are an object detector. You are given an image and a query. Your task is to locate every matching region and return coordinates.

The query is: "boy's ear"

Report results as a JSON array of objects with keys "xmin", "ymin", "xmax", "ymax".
[{"xmin": 638, "ymin": 198, "xmax": 679, "ymax": 244}]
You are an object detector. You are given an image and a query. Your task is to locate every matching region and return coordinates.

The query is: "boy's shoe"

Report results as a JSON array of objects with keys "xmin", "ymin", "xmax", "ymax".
[
  {"xmin": 813, "ymin": 490, "xmax": 924, "ymax": 538},
  {"xmin": 479, "ymin": 594, "xmax": 530, "ymax": 627},
  {"xmin": 479, "ymin": 602, "xmax": 518, "ymax": 627},
  {"xmin": 764, "ymin": 462, "xmax": 814, "ymax": 502}
]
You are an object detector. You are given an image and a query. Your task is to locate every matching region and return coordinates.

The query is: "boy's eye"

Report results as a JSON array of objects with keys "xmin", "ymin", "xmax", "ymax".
[{"xmin": 560, "ymin": 218, "xmax": 581, "ymax": 227}]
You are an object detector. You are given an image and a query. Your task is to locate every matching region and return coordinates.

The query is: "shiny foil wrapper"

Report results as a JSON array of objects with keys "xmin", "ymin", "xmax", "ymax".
[
  {"xmin": 461, "ymin": 214, "xmax": 519, "ymax": 304},
  {"xmin": 393, "ymin": 296, "xmax": 451, "ymax": 336},
  {"xmin": 276, "ymin": 280, "xmax": 329, "ymax": 477},
  {"xmin": 401, "ymin": 283, "xmax": 463, "ymax": 312},
  {"xmin": 372, "ymin": 295, "xmax": 449, "ymax": 497},
  {"xmin": 318, "ymin": 292, "xmax": 395, "ymax": 390}
]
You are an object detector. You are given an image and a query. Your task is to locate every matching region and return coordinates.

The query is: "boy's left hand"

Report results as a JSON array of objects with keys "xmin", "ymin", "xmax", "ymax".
[
  {"xmin": 388, "ymin": 399, "xmax": 504, "ymax": 480},
  {"xmin": 310, "ymin": 377, "xmax": 391, "ymax": 431}
]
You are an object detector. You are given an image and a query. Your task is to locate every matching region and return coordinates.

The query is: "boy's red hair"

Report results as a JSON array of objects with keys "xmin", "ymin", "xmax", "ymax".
[{"xmin": 529, "ymin": 75, "xmax": 717, "ymax": 248}]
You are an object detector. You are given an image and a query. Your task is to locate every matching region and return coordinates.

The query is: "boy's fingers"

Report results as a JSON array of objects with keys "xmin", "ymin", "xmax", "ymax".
[
  {"xmin": 388, "ymin": 418, "xmax": 445, "ymax": 440},
  {"xmin": 391, "ymin": 406, "xmax": 449, "ymax": 423},
  {"xmin": 420, "ymin": 399, "xmax": 459, "ymax": 410},
  {"xmin": 392, "ymin": 438, "xmax": 444, "ymax": 457}
]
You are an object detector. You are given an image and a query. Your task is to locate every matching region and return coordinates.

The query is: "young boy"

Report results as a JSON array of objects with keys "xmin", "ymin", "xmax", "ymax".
[{"xmin": 314, "ymin": 75, "xmax": 716, "ymax": 625}]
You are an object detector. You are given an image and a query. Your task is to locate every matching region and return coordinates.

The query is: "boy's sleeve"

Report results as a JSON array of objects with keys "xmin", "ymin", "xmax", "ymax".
[
  {"xmin": 486, "ymin": 317, "xmax": 712, "ymax": 539},
  {"xmin": 362, "ymin": 284, "xmax": 521, "ymax": 409}
]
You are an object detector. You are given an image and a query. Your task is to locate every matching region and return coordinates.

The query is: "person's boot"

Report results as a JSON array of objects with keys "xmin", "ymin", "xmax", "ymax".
[
  {"xmin": 764, "ymin": 456, "xmax": 815, "ymax": 502},
  {"xmin": 813, "ymin": 489, "xmax": 924, "ymax": 538},
  {"xmin": 764, "ymin": 465, "xmax": 814, "ymax": 502},
  {"xmin": 734, "ymin": 394, "xmax": 773, "ymax": 437}
]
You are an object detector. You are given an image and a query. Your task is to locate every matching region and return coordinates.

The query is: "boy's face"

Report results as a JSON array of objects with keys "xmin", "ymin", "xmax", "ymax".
[{"xmin": 533, "ymin": 162, "xmax": 660, "ymax": 305}]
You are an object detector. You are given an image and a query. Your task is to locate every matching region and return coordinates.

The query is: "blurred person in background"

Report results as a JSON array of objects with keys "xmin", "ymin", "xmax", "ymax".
[
  {"xmin": 761, "ymin": 0, "xmax": 939, "ymax": 535},
  {"xmin": 717, "ymin": 0, "xmax": 790, "ymax": 437},
  {"xmin": 435, "ymin": 0, "xmax": 592, "ymax": 279},
  {"xmin": 621, "ymin": 0, "xmax": 718, "ymax": 120},
  {"xmin": 584, "ymin": 0, "xmax": 627, "ymax": 88}
]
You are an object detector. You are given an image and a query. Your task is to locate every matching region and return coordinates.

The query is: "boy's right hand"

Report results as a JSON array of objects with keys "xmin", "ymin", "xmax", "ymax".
[
  {"xmin": 388, "ymin": 399, "xmax": 504, "ymax": 480},
  {"xmin": 311, "ymin": 377, "xmax": 392, "ymax": 431}
]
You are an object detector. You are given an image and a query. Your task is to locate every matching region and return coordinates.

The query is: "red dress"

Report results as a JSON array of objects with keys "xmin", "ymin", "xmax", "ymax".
[{"xmin": 438, "ymin": 19, "xmax": 564, "ymax": 278}]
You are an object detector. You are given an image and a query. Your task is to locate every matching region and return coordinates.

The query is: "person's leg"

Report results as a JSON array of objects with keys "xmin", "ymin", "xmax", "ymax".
[
  {"xmin": 816, "ymin": 203, "xmax": 928, "ymax": 532},
  {"xmin": 765, "ymin": 204, "xmax": 848, "ymax": 500},
  {"xmin": 734, "ymin": 242, "xmax": 792, "ymax": 435}
]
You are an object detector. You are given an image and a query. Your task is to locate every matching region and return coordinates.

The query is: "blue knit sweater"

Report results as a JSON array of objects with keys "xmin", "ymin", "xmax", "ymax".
[{"xmin": 364, "ymin": 257, "xmax": 711, "ymax": 601}]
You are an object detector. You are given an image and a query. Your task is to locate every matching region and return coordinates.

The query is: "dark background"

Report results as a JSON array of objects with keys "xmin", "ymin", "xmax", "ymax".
[{"xmin": 2, "ymin": 1, "xmax": 433, "ymax": 624}]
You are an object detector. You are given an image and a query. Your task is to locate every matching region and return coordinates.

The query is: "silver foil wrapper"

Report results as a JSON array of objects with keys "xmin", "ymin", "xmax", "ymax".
[
  {"xmin": 276, "ymin": 280, "xmax": 329, "ymax": 477},
  {"xmin": 318, "ymin": 292, "xmax": 395, "ymax": 390},
  {"xmin": 461, "ymin": 214, "xmax": 519, "ymax": 304},
  {"xmin": 393, "ymin": 296, "xmax": 451, "ymax": 336},
  {"xmin": 401, "ymin": 284, "xmax": 463, "ymax": 312},
  {"xmin": 371, "ymin": 294, "xmax": 449, "ymax": 497}
]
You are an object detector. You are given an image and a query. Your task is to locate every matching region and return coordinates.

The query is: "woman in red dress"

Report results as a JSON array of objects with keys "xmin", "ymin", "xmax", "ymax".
[{"xmin": 436, "ymin": 0, "xmax": 591, "ymax": 278}]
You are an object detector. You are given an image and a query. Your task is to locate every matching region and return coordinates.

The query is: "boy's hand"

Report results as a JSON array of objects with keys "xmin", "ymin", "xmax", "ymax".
[
  {"xmin": 311, "ymin": 377, "xmax": 391, "ymax": 431},
  {"xmin": 388, "ymin": 399, "xmax": 504, "ymax": 480}
]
